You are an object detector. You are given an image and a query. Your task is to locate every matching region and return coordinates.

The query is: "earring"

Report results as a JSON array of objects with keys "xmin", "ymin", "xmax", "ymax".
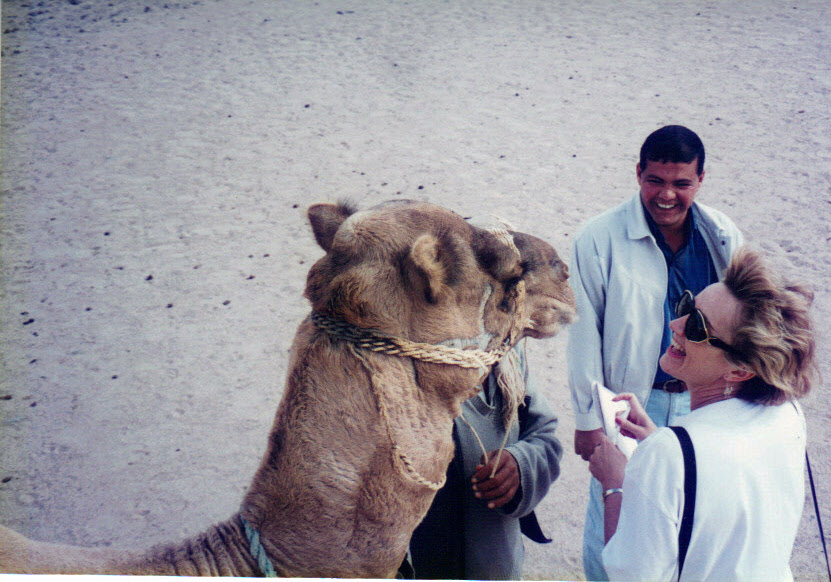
[{"xmin": 724, "ymin": 384, "xmax": 734, "ymax": 397}]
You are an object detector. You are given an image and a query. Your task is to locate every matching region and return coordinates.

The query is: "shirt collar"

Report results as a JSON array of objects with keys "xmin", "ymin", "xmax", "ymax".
[{"xmin": 643, "ymin": 202, "xmax": 695, "ymax": 248}]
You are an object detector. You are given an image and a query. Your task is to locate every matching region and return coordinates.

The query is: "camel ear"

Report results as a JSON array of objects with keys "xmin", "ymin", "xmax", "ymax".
[
  {"xmin": 308, "ymin": 203, "xmax": 355, "ymax": 252},
  {"xmin": 410, "ymin": 234, "xmax": 448, "ymax": 303}
]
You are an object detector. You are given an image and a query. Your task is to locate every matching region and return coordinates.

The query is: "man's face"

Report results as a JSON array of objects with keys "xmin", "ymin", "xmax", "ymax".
[{"xmin": 637, "ymin": 159, "xmax": 704, "ymax": 232}]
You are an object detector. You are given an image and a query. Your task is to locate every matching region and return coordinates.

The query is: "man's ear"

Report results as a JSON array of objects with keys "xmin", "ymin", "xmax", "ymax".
[
  {"xmin": 308, "ymin": 202, "xmax": 354, "ymax": 252},
  {"xmin": 410, "ymin": 234, "xmax": 448, "ymax": 304}
]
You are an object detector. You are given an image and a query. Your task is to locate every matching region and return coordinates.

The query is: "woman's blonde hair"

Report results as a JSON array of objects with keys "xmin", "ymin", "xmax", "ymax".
[{"xmin": 723, "ymin": 247, "xmax": 817, "ymax": 405}]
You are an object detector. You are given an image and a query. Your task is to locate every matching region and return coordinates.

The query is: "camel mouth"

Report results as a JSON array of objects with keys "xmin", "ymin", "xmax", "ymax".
[
  {"xmin": 525, "ymin": 307, "xmax": 577, "ymax": 339},
  {"xmin": 530, "ymin": 295, "xmax": 577, "ymax": 330}
]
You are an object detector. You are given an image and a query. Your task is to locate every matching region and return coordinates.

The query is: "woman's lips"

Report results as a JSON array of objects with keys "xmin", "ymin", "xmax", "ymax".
[{"xmin": 667, "ymin": 338, "xmax": 686, "ymax": 358}]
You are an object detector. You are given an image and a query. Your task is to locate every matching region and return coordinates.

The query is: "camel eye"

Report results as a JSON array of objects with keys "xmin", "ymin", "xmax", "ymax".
[
  {"xmin": 549, "ymin": 257, "xmax": 568, "ymax": 279},
  {"xmin": 505, "ymin": 276, "xmax": 522, "ymax": 291}
]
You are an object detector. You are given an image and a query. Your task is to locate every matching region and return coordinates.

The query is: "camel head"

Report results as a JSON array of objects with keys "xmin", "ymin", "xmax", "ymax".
[
  {"xmin": 304, "ymin": 200, "xmax": 575, "ymax": 358},
  {"xmin": 510, "ymin": 230, "xmax": 576, "ymax": 340}
]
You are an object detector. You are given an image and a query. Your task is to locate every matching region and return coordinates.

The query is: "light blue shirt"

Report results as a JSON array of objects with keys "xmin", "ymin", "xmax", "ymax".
[{"xmin": 566, "ymin": 194, "xmax": 743, "ymax": 431}]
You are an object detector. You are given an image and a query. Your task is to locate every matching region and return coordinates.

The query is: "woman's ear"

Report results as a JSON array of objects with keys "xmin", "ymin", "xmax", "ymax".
[{"xmin": 725, "ymin": 366, "xmax": 755, "ymax": 384}]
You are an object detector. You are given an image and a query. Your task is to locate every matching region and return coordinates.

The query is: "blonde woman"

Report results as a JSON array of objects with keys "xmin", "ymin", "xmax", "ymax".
[{"xmin": 589, "ymin": 247, "xmax": 817, "ymax": 581}]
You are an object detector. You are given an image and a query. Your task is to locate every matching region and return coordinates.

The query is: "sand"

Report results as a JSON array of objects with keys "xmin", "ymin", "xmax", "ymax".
[{"xmin": 1, "ymin": 1, "xmax": 829, "ymax": 579}]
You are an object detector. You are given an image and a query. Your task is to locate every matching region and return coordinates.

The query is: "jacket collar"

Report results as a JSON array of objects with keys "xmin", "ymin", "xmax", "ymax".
[{"xmin": 625, "ymin": 193, "xmax": 652, "ymax": 240}]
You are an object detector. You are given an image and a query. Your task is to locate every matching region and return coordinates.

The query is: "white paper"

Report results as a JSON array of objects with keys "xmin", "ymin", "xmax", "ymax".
[{"xmin": 592, "ymin": 381, "xmax": 638, "ymax": 459}]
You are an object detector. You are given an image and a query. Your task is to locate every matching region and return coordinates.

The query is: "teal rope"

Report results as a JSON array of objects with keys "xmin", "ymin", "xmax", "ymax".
[{"xmin": 241, "ymin": 517, "xmax": 278, "ymax": 577}]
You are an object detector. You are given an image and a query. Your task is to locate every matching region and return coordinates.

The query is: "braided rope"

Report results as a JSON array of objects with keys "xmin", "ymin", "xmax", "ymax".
[
  {"xmin": 347, "ymin": 343, "xmax": 447, "ymax": 491},
  {"xmin": 241, "ymin": 517, "xmax": 278, "ymax": 577},
  {"xmin": 487, "ymin": 227, "xmax": 520, "ymax": 258},
  {"xmin": 311, "ymin": 312, "xmax": 512, "ymax": 370},
  {"xmin": 309, "ymin": 248, "xmax": 530, "ymax": 490},
  {"xmin": 313, "ymin": 309, "xmax": 525, "ymax": 491}
]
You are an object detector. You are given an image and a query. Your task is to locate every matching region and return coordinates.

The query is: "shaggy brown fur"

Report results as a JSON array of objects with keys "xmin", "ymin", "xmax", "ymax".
[{"xmin": 0, "ymin": 200, "xmax": 575, "ymax": 577}]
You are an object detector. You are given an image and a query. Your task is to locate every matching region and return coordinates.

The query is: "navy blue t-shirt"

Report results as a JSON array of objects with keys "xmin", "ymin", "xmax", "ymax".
[{"xmin": 645, "ymin": 206, "xmax": 719, "ymax": 386}]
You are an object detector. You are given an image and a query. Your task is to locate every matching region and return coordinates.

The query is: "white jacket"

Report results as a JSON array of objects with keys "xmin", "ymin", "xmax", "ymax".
[{"xmin": 567, "ymin": 194, "xmax": 743, "ymax": 430}]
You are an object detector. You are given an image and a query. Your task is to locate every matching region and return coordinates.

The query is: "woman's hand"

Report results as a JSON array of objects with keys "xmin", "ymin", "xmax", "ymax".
[
  {"xmin": 613, "ymin": 393, "xmax": 657, "ymax": 441},
  {"xmin": 588, "ymin": 435, "xmax": 626, "ymax": 490}
]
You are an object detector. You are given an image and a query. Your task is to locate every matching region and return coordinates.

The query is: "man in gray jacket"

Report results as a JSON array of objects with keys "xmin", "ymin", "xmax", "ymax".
[
  {"xmin": 406, "ymin": 341, "xmax": 563, "ymax": 580},
  {"xmin": 567, "ymin": 125, "xmax": 743, "ymax": 580}
]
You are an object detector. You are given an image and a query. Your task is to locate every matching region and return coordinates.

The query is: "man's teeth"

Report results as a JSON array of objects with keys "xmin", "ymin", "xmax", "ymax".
[
  {"xmin": 671, "ymin": 339, "xmax": 686, "ymax": 355},
  {"xmin": 657, "ymin": 202, "xmax": 676, "ymax": 209}
]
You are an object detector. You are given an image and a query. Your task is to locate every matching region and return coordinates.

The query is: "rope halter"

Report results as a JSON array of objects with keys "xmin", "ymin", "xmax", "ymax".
[
  {"xmin": 310, "ymin": 277, "xmax": 528, "ymax": 490},
  {"xmin": 311, "ymin": 311, "xmax": 515, "ymax": 373},
  {"xmin": 310, "ymin": 227, "xmax": 529, "ymax": 489}
]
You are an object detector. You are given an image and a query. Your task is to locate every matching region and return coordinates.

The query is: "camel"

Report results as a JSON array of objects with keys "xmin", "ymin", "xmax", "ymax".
[{"xmin": 0, "ymin": 199, "xmax": 576, "ymax": 577}]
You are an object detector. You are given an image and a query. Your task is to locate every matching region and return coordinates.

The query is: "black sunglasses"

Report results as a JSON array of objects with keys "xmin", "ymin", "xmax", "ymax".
[{"xmin": 675, "ymin": 290, "xmax": 740, "ymax": 355}]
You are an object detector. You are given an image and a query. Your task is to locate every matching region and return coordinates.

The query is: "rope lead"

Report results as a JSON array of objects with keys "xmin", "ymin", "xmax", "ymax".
[{"xmin": 242, "ymin": 517, "xmax": 278, "ymax": 577}]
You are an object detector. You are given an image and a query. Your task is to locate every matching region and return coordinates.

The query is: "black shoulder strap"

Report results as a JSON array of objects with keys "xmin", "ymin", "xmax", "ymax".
[
  {"xmin": 669, "ymin": 426, "xmax": 696, "ymax": 580},
  {"xmin": 806, "ymin": 451, "xmax": 831, "ymax": 582}
]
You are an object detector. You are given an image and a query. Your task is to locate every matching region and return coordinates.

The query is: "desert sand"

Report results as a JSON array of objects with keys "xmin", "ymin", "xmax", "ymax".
[{"xmin": 1, "ymin": 1, "xmax": 829, "ymax": 580}]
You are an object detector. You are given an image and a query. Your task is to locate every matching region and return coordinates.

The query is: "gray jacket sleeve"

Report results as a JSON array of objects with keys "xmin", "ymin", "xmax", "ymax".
[{"xmin": 503, "ymin": 346, "xmax": 563, "ymax": 518}]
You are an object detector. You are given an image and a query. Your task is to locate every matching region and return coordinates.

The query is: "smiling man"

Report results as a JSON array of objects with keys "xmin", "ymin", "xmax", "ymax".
[
  {"xmin": 637, "ymin": 154, "xmax": 704, "ymax": 251},
  {"xmin": 565, "ymin": 125, "xmax": 744, "ymax": 581}
]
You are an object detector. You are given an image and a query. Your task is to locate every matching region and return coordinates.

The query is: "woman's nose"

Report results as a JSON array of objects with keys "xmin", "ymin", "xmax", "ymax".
[{"xmin": 669, "ymin": 316, "xmax": 685, "ymax": 336}]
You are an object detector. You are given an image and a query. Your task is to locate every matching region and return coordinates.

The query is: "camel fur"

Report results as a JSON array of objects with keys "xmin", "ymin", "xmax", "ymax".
[{"xmin": 0, "ymin": 199, "xmax": 576, "ymax": 577}]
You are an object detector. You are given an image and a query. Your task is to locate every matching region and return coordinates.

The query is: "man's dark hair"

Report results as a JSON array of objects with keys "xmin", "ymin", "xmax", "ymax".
[{"xmin": 639, "ymin": 125, "xmax": 705, "ymax": 176}]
